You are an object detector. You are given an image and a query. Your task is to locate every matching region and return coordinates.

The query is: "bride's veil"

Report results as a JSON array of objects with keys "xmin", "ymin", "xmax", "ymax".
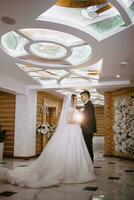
[{"xmin": 56, "ymin": 93, "xmax": 72, "ymax": 129}]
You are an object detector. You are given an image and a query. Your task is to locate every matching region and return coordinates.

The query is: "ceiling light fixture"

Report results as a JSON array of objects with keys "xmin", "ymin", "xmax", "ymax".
[
  {"xmin": 81, "ymin": 2, "xmax": 112, "ymax": 19},
  {"xmin": 1, "ymin": 16, "xmax": 16, "ymax": 25},
  {"xmin": 81, "ymin": 6, "xmax": 98, "ymax": 19},
  {"xmin": 116, "ymin": 75, "xmax": 120, "ymax": 78},
  {"xmin": 120, "ymin": 61, "xmax": 128, "ymax": 66}
]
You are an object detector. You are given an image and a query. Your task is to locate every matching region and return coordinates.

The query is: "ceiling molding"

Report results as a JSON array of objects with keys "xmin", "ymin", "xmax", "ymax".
[{"xmin": 0, "ymin": 74, "xmax": 27, "ymax": 95}]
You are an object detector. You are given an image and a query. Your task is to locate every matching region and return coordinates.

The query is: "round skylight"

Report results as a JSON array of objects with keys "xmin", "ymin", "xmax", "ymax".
[
  {"xmin": 0, "ymin": 29, "xmax": 93, "ymax": 68},
  {"xmin": 30, "ymin": 42, "xmax": 67, "ymax": 59}
]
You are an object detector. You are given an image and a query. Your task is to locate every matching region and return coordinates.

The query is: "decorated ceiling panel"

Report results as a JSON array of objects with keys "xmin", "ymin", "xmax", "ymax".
[
  {"xmin": 1, "ymin": 29, "xmax": 101, "ymax": 89},
  {"xmin": 39, "ymin": 0, "xmax": 134, "ymax": 40},
  {"xmin": 0, "ymin": 0, "xmax": 133, "ymax": 105}
]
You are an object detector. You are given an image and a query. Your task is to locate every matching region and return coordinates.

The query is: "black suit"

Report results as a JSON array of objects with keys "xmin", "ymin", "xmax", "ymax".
[{"xmin": 81, "ymin": 100, "xmax": 97, "ymax": 162}]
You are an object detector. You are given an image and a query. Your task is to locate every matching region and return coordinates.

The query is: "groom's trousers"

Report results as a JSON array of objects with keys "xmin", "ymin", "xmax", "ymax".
[{"xmin": 83, "ymin": 134, "xmax": 94, "ymax": 162}]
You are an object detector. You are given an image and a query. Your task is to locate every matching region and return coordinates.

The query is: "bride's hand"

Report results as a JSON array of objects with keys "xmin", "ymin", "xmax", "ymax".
[
  {"xmin": 74, "ymin": 112, "xmax": 83, "ymax": 123},
  {"xmin": 67, "ymin": 109, "xmax": 83, "ymax": 124}
]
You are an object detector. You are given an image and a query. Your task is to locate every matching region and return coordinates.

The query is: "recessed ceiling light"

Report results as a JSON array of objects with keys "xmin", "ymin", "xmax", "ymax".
[
  {"xmin": 120, "ymin": 61, "xmax": 128, "ymax": 66},
  {"xmin": 81, "ymin": 7, "xmax": 98, "ymax": 19},
  {"xmin": 1, "ymin": 16, "xmax": 16, "ymax": 25},
  {"xmin": 116, "ymin": 75, "xmax": 120, "ymax": 78}
]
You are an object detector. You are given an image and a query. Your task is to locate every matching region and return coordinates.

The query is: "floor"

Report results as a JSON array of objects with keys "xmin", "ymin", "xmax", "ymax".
[{"xmin": 0, "ymin": 136, "xmax": 134, "ymax": 200}]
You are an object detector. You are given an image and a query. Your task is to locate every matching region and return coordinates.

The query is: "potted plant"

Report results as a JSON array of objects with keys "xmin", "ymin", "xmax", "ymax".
[{"xmin": 0, "ymin": 126, "xmax": 7, "ymax": 160}]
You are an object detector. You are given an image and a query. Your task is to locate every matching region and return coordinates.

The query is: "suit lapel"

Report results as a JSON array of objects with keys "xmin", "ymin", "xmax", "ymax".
[{"xmin": 84, "ymin": 100, "xmax": 91, "ymax": 109}]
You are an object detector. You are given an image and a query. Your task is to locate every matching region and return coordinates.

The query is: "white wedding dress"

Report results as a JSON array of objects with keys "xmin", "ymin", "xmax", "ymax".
[{"xmin": 0, "ymin": 94, "xmax": 95, "ymax": 188}]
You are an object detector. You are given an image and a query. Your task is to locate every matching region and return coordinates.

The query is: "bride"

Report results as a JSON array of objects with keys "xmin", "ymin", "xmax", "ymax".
[{"xmin": 0, "ymin": 93, "xmax": 95, "ymax": 188}]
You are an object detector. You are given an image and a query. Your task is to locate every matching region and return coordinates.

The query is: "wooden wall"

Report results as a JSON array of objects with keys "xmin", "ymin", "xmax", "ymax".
[
  {"xmin": 0, "ymin": 91, "xmax": 15, "ymax": 157},
  {"xmin": 95, "ymin": 106, "xmax": 104, "ymax": 136},
  {"xmin": 57, "ymin": 0, "xmax": 107, "ymax": 8}
]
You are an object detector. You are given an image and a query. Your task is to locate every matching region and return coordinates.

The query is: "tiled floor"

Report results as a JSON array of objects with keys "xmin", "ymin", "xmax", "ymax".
[{"xmin": 0, "ymin": 137, "xmax": 134, "ymax": 200}]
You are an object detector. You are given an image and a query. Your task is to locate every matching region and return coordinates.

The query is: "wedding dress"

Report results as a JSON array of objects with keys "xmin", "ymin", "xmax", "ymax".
[{"xmin": 0, "ymin": 93, "xmax": 95, "ymax": 188}]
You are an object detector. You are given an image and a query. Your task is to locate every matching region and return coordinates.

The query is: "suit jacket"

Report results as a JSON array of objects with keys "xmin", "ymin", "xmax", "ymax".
[{"xmin": 81, "ymin": 100, "xmax": 97, "ymax": 137}]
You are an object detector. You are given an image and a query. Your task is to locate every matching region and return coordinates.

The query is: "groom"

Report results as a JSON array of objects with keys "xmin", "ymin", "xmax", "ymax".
[{"xmin": 80, "ymin": 90, "xmax": 97, "ymax": 162}]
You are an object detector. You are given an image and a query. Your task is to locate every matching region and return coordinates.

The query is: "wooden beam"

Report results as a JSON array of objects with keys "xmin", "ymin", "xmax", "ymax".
[{"xmin": 56, "ymin": 0, "xmax": 107, "ymax": 8}]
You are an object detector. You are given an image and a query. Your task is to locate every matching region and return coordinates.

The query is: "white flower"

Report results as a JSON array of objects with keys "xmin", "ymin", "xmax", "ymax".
[
  {"xmin": 113, "ymin": 96, "xmax": 134, "ymax": 154},
  {"xmin": 36, "ymin": 123, "xmax": 55, "ymax": 135}
]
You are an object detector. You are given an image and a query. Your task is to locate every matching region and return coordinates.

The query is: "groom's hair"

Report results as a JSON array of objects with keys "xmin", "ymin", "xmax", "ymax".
[{"xmin": 80, "ymin": 90, "xmax": 90, "ymax": 98}]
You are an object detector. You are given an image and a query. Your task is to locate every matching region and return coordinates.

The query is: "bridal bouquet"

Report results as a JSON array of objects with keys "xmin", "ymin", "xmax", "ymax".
[{"xmin": 36, "ymin": 122, "xmax": 55, "ymax": 135}]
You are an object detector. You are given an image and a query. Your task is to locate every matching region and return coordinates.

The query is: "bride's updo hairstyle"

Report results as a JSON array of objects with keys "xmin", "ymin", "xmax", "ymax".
[{"xmin": 71, "ymin": 94, "xmax": 77, "ymax": 106}]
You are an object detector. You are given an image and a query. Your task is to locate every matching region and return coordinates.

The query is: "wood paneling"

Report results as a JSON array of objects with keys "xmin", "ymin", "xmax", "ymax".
[
  {"xmin": 0, "ymin": 91, "xmax": 15, "ymax": 157},
  {"xmin": 56, "ymin": 0, "xmax": 107, "ymax": 8},
  {"xmin": 95, "ymin": 106, "xmax": 104, "ymax": 136}
]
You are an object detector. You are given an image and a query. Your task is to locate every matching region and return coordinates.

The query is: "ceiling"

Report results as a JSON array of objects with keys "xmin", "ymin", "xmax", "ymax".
[
  {"xmin": 0, "ymin": 0, "xmax": 134, "ymax": 105},
  {"xmin": 56, "ymin": 0, "xmax": 108, "ymax": 8}
]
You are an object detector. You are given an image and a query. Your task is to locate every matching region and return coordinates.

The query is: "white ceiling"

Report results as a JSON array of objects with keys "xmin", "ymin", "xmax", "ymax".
[{"xmin": 0, "ymin": 0, "xmax": 134, "ymax": 104}]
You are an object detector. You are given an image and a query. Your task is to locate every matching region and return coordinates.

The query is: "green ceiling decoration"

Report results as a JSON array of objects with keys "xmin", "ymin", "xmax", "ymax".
[
  {"xmin": 1, "ymin": 31, "xmax": 27, "ymax": 56},
  {"xmin": 1, "ymin": 31, "xmax": 17, "ymax": 50},
  {"xmin": 30, "ymin": 42, "xmax": 67, "ymax": 59},
  {"xmin": 89, "ymin": 15, "xmax": 125, "ymax": 35},
  {"xmin": 129, "ymin": 2, "xmax": 134, "ymax": 15}
]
